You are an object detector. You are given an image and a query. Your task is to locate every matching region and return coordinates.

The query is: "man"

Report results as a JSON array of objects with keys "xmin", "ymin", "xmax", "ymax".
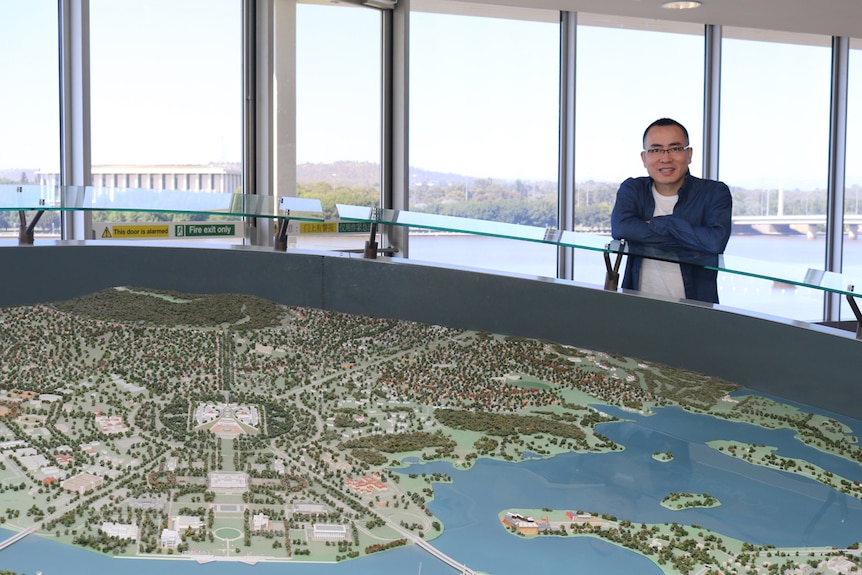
[{"xmin": 610, "ymin": 118, "xmax": 732, "ymax": 303}]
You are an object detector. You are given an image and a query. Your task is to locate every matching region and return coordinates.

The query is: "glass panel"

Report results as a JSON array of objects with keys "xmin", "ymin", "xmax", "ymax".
[
  {"xmin": 0, "ymin": 1, "xmax": 60, "ymax": 238},
  {"xmin": 843, "ymin": 42, "xmax": 862, "ymax": 321},
  {"xmin": 575, "ymin": 16, "xmax": 704, "ymax": 288},
  {"xmin": 294, "ymin": 3, "xmax": 381, "ymax": 253},
  {"xmin": 88, "ymin": 0, "xmax": 243, "ymax": 243},
  {"xmin": 0, "ymin": 185, "xmax": 323, "ymax": 221},
  {"xmin": 409, "ymin": 4, "xmax": 560, "ymax": 278},
  {"xmin": 336, "ymin": 203, "xmax": 862, "ymax": 299},
  {"xmin": 720, "ymin": 29, "xmax": 832, "ymax": 320},
  {"xmin": 338, "ymin": 203, "xmax": 609, "ymax": 252}
]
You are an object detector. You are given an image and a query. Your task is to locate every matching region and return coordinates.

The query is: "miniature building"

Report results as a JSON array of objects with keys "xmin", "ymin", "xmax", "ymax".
[
  {"xmin": 94, "ymin": 414, "xmax": 129, "ymax": 434},
  {"xmin": 0, "ymin": 439, "xmax": 26, "ymax": 449},
  {"xmin": 129, "ymin": 498, "xmax": 164, "ymax": 510},
  {"xmin": 502, "ymin": 512, "xmax": 539, "ymax": 535},
  {"xmin": 207, "ymin": 472, "xmax": 249, "ymax": 493},
  {"xmin": 312, "ymin": 523, "xmax": 347, "ymax": 542},
  {"xmin": 194, "ymin": 402, "xmax": 260, "ymax": 435},
  {"xmin": 101, "ymin": 522, "xmax": 138, "ymax": 540},
  {"xmin": 173, "ymin": 515, "xmax": 204, "ymax": 531},
  {"xmin": 61, "ymin": 472, "xmax": 104, "ymax": 495},
  {"xmin": 253, "ymin": 513, "xmax": 270, "ymax": 531},
  {"xmin": 17, "ymin": 451, "xmax": 50, "ymax": 471},
  {"xmin": 160, "ymin": 528, "xmax": 181, "ymax": 549},
  {"xmin": 344, "ymin": 472, "xmax": 387, "ymax": 494},
  {"xmin": 293, "ymin": 502, "xmax": 328, "ymax": 515},
  {"xmin": 40, "ymin": 465, "xmax": 65, "ymax": 480},
  {"xmin": 53, "ymin": 453, "xmax": 75, "ymax": 466}
]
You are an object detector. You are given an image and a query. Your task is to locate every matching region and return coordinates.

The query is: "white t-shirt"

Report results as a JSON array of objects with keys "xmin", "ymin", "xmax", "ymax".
[{"xmin": 639, "ymin": 185, "xmax": 686, "ymax": 299}]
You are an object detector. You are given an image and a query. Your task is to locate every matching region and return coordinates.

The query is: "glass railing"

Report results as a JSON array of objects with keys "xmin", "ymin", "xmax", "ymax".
[
  {"xmin": 1, "ymin": 187, "xmax": 858, "ymax": 327},
  {"xmin": 0, "ymin": 184, "xmax": 324, "ymax": 247},
  {"xmin": 336, "ymin": 204, "xmax": 862, "ymax": 302},
  {"xmin": 0, "ymin": 184, "xmax": 324, "ymax": 221}
]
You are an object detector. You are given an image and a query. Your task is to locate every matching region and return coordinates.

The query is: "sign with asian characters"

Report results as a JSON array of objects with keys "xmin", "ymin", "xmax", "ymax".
[{"xmin": 299, "ymin": 222, "xmax": 372, "ymax": 234}]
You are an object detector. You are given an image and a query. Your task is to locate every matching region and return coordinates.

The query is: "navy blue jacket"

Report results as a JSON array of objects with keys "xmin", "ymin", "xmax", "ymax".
[{"xmin": 610, "ymin": 173, "xmax": 732, "ymax": 303}]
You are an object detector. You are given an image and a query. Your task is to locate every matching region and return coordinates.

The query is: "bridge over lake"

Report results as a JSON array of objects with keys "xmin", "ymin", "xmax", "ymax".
[{"xmin": 732, "ymin": 214, "xmax": 862, "ymax": 238}]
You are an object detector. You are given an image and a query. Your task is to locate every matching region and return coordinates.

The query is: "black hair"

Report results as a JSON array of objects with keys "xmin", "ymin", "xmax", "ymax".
[{"xmin": 642, "ymin": 118, "xmax": 689, "ymax": 147}]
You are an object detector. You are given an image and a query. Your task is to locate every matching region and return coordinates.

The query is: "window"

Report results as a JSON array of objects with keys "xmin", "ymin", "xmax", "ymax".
[
  {"xmin": 293, "ymin": 2, "xmax": 382, "ymax": 252},
  {"xmin": 720, "ymin": 29, "xmax": 831, "ymax": 320},
  {"xmin": 574, "ymin": 15, "xmax": 704, "ymax": 287},
  {"xmin": 409, "ymin": 3, "xmax": 560, "ymax": 277},
  {"xmin": 89, "ymin": 0, "xmax": 242, "ymax": 242},
  {"xmin": 843, "ymin": 40, "xmax": 862, "ymax": 320},
  {"xmin": 0, "ymin": 1, "xmax": 60, "ymax": 237}
]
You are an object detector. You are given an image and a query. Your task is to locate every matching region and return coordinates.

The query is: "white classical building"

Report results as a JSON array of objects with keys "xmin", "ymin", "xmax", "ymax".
[
  {"xmin": 293, "ymin": 502, "xmax": 328, "ymax": 515},
  {"xmin": 207, "ymin": 471, "xmax": 249, "ymax": 493},
  {"xmin": 173, "ymin": 515, "xmax": 204, "ymax": 531},
  {"xmin": 312, "ymin": 524, "xmax": 347, "ymax": 542},
  {"xmin": 39, "ymin": 164, "xmax": 242, "ymax": 194},
  {"xmin": 160, "ymin": 528, "xmax": 181, "ymax": 549},
  {"xmin": 253, "ymin": 513, "xmax": 270, "ymax": 531},
  {"xmin": 101, "ymin": 522, "xmax": 138, "ymax": 540}
]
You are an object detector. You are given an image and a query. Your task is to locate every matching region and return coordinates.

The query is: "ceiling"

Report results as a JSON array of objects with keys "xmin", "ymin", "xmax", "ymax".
[{"xmin": 457, "ymin": 0, "xmax": 862, "ymax": 40}]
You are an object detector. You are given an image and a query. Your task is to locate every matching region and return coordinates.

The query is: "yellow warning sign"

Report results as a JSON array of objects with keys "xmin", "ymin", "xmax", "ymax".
[
  {"xmin": 102, "ymin": 227, "xmax": 112, "ymax": 238},
  {"xmin": 300, "ymin": 222, "xmax": 338, "ymax": 234},
  {"xmin": 109, "ymin": 225, "xmax": 170, "ymax": 238}
]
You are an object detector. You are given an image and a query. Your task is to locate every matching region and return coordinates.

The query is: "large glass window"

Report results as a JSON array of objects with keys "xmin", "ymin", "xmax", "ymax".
[
  {"xmin": 574, "ymin": 16, "xmax": 704, "ymax": 288},
  {"xmin": 293, "ymin": 2, "xmax": 382, "ymax": 252},
  {"xmin": 409, "ymin": 3, "xmax": 560, "ymax": 277},
  {"xmin": 89, "ymin": 0, "xmax": 242, "ymax": 242},
  {"xmin": 0, "ymin": 1, "xmax": 60, "ymax": 237},
  {"xmin": 843, "ymin": 40, "xmax": 862, "ymax": 321},
  {"xmin": 720, "ymin": 29, "xmax": 832, "ymax": 320}
]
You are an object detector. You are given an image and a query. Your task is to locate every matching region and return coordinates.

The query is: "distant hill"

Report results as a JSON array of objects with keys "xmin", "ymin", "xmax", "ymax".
[
  {"xmin": 297, "ymin": 161, "xmax": 381, "ymax": 186},
  {"xmin": 1, "ymin": 162, "xmax": 546, "ymax": 188},
  {"xmin": 297, "ymin": 161, "xmax": 523, "ymax": 188}
]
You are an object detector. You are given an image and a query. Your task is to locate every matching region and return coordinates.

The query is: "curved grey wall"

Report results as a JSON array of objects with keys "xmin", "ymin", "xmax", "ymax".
[{"xmin": 2, "ymin": 242, "xmax": 860, "ymax": 419}]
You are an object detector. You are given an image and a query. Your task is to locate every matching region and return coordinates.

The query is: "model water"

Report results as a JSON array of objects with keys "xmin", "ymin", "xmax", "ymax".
[{"xmin": 3, "ymin": 390, "xmax": 862, "ymax": 575}]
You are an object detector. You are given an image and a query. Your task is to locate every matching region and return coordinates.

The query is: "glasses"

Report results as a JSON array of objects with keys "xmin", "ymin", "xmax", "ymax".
[{"xmin": 644, "ymin": 146, "xmax": 690, "ymax": 156}]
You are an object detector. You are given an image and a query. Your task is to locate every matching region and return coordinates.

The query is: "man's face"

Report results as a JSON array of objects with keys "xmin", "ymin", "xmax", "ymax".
[{"xmin": 641, "ymin": 124, "xmax": 693, "ymax": 195}]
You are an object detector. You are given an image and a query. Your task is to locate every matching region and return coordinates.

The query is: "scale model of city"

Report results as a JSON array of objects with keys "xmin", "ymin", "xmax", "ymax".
[{"xmin": 0, "ymin": 287, "xmax": 860, "ymax": 575}]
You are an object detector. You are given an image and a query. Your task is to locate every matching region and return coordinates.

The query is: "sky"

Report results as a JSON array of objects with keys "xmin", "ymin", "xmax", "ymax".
[{"xmin": 1, "ymin": 0, "xmax": 861, "ymax": 189}]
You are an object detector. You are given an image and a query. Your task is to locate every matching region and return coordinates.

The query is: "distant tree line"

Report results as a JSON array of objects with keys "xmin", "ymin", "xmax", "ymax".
[
  {"xmin": 338, "ymin": 430, "xmax": 456, "ymax": 453},
  {"xmin": 297, "ymin": 176, "xmax": 862, "ymax": 232},
  {"xmin": 435, "ymin": 407, "xmax": 586, "ymax": 440},
  {"xmin": 4, "ymin": 165, "xmax": 861, "ymax": 234}
]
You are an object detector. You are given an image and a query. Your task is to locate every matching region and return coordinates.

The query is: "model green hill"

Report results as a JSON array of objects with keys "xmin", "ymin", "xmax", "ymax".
[{"xmin": 50, "ymin": 287, "xmax": 283, "ymax": 330}]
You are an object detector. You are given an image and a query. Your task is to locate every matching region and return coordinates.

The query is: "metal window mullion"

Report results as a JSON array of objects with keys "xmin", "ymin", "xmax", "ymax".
[
  {"xmin": 557, "ymin": 11, "xmax": 576, "ymax": 281},
  {"xmin": 824, "ymin": 35, "xmax": 849, "ymax": 321},
  {"xmin": 58, "ymin": 0, "xmax": 92, "ymax": 240},
  {"xmin": 242, "ymin": 0, "xmax": 258, "ymax": 244},
  {"xmin": 703, "ymin": 24, "xmax": 721, "ymax": 180},
  {"xmin": 383, "ymin": 0, "xmax": 409, "ymax": 257}
]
